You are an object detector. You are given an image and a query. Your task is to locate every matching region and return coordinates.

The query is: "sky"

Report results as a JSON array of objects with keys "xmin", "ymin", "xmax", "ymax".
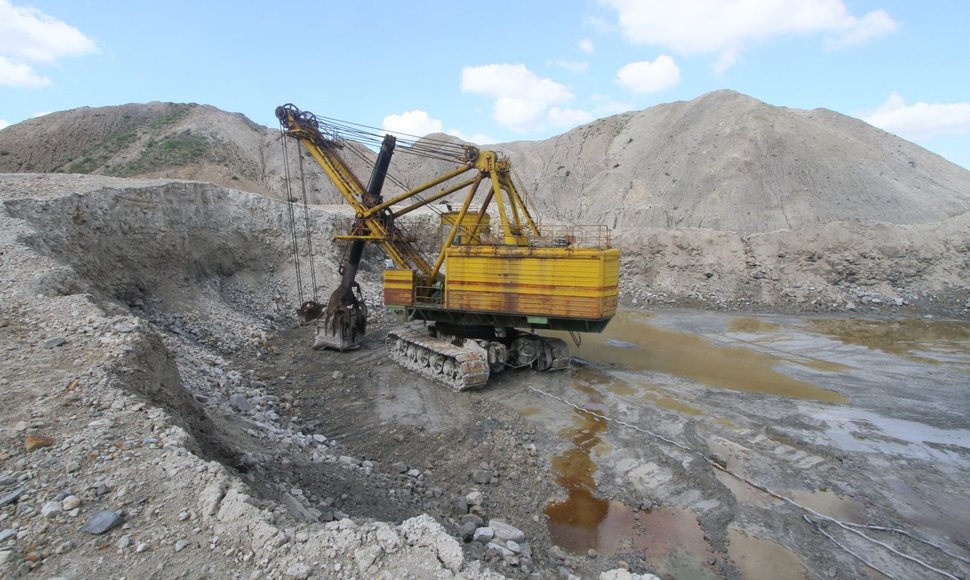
[{"xmin": 1, "ymin": 0, "xmax": 969, "ymax": 168}]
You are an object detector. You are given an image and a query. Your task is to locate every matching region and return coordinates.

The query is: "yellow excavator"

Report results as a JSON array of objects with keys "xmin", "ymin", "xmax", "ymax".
[{"xmin": 276, "ymin": 104, "xmax": 619, "ymax": 390}]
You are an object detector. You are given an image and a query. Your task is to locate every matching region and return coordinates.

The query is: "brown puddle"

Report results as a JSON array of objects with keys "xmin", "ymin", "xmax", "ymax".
[
  {"xmin": 545, "ymin": 408, "xmax": 611, "ymax": 553},
  {"xmin": 544, "ymin": 409, "xmax": 715, "ymax": 576},
  {"xmin": 728, "ymin": 317, "xmax": 782, "ymax": 333},
  {"xmin": 579, "ymin": 362, "xmax": 722, "ymax": 420},
  {"xmin": 551, "ymin": 312, "xmax": 847, "ymax": 403},
  {"xmin": 728, "ymin": 526, "xmax": 809, "ymax": 580},
  {"xmin": 809, "ymin": 318, "xmax": 970, "ymax": 365}
]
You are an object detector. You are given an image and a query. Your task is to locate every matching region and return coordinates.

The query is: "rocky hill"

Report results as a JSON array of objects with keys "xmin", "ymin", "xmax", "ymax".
[
  {"xmin": 0, "ymin": 102, "xmax": 362, "ymax": 204},
  {"xmin": 3, "ymin": 91, "xmax": 968, "ymax": 236}
]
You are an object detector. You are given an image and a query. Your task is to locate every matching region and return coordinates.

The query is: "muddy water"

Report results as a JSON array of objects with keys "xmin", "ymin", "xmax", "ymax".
[
  {"xmin": 551, "ymin": 311, "xmax": 846, "ymax": 403},
  {"xmin": 727, "ymin": 527, "xmax": 809, "ymax": 580},
  {"xmin": 808, "ymin": 318, "xmax": 970, "ymax": 367},
  {"xmin": 544, "ymin": 408, "xmax": 717, "ymax": 576}
]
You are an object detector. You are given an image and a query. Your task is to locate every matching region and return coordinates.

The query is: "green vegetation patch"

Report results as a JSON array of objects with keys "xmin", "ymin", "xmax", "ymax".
[
  {"xmin": 147, "ymin": 105, "xmax": 193, "ymax": 131},
  {"xmin": 112, "ymin": 129, "xmax": 227, "ymax": 176}
]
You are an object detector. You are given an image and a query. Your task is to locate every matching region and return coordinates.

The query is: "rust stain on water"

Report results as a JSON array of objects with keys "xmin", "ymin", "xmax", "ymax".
[
  {"xmin": 727, "ymin": 317, "xmax": 782, "ymax": 333},
  {"xmin": 544, "ymin": 409, "xmax": 715, "ymax": 576},
  {"xmin": 553, "ymin": 311, "xmax": 846, "ymax": 403},
  {"xmin": 808, "ymin": 318, "xmax": 970, "ymax": 367},
  {"xmin": 728, "ymin": 527, "xmax": 809, "ymax": 580}
]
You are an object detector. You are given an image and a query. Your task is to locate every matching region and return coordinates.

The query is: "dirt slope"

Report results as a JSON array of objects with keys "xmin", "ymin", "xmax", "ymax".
[
  {"xmin": 0, "ymin": 102, "xmax": 370, "ymax": 205},
  {"xmin": 500, "ymin": 90, "xmax": 970, "ymax": 233},
  {"xmin": 2, "ymin": 91, "xmax": 968, "ymax": 236}
]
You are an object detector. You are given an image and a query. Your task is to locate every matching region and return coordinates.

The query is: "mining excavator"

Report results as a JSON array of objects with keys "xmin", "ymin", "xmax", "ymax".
[{"xmin": 276, "ymin": 104, "xmax": 619, "ymax": 390}]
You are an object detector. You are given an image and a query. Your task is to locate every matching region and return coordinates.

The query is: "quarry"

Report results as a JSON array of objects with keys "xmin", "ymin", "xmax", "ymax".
[{"xmin": 1, "ymin": 90, "xmax": 969, "ymax": 579}]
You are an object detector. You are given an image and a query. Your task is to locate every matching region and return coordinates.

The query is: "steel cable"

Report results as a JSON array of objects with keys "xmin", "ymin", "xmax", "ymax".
[{"xmin": 525, "ymin": 384, "xmax": 965, "ymax": 580}]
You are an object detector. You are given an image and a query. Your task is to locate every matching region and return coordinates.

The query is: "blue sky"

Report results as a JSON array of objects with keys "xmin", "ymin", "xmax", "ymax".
[{"xmin": 1, "ymin": 0, "xmax": 969, "ymax": 168}]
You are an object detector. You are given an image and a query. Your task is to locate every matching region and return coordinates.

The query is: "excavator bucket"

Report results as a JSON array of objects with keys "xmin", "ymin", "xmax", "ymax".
[
  {"xmin": 313, "ymin": 301, "xmax": 366, "ymax": 351},
  {"xmin": 312, "ymin": 284, "xmax": 367, "ymax": 351}
]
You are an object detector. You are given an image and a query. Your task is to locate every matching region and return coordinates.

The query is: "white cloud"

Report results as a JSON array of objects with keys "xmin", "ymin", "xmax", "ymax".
[
  {"xmin": 583, "ymin": 15, "xmax": 614, "ymax": 33},
  {"xmin": 616, "ymin": 55, "xmax": 680, "ymax": 93},
  {"xmin": 549, "ymin": 59, "xmax": 589, "ymax": 73},
  {"xmin": 461, "ymin": 64, "xmax": 582, "ymax": 133},
  {"xmin": 579, "ymin": 38, "xmax": 595, "ymax": 54},
  {"xmin": 382, "ymin": 110, "xmax": 443, "ymax": 136},
  {"xmin": 382, "ymin": 110, "xmax": 497, "ymax": 145},
  {"xmin": 826, "ymin": 9, "xmax": 898, "ymax": 49},
  {"xmin": 548, "ymin": 107, "xmax": 594, "ymax": 128},
  {"xmin": 0, "ymin": 55, "xmax": 49, "ymax": 87},
  {"xmin": 864, "ymin": 92, "xmax": 970, "ymax": 140},
  {"xmin": 0, "ymin": 119, "xmax": 10, "ymax": 130},
  {"xmin": 600, "ymin": 0, "xmax": 897, "ymax": 73},
  {"xmin": 0, "ymin": 0, "xmax": 97, "ymax": 88},
  {"xmin": 461, "ymin": 64, "xmax": 572, "ymax": 102},
  {"xmin": 492, "ymin": 97, "xmax": 549, "ymax": 133},
  {"xmin": 590, "ymin": 93, "xmax": 635, "ymax": 116},
  {"xmin": 446, "ymin": 129, "xmax": 497, "ymax": 145}
]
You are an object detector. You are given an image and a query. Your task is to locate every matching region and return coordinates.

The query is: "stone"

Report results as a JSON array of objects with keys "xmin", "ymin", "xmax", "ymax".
[
  {"xmin": 82, "ymin": 510, "xmax": 124, "ymax": 535},
  {"xmin": 460, "ymin": 521, "xmax": 477, "ymax": 542},
  {"xmin": 229, "ymin": 393, "xmax": 252, "ymax": 412},
  {"xmin": 0, "ymin": 529, "xmax": 16, "ymax": 543},
  {"xmin": 486, "ymin": 541, "xmax": 515, "ymax": 559},
  {"xmin": 507, "ymin": 540, "xmax": 521, "ymax": 553},
  {"xmin": 406, "ymin": 468, "xmax": 421, "ymax": 478},
  {"xmin": 489, "ymin": 519, "xmax": 525, "ymax": 542},
  {"xmin": 284, "ymin": 563, "xmax": 312, "ymax": 579},
  {"xmin": 0, "ymin": 488, "xmax": 24, "ymax": 507},
  {"xmin": 453, "ymin": 496, "xmax": 469, "ymax": 515},
  {"xmin": 473, "ymin": 527, "xmax": 494, "ymax": 543},
  {"xmin": 465, "ymin": 491, "xmax": 483, "ymax": 506},
  {"xmin": 460, "ymin": 514, "xmax": 484, "ymax": 528},
  {"xmin": 41, "ymin": 501, "xmax": 63, "ymax": 518},
  {"xmin": 472, "ymin": 469, "xmax": 493, "ymax": 485},
  {"xmin": 281, "ymin": 493, "xmax": 317, "ymax": 522},
  {"xmin": 25, "ymin": 434, "xmax": 55, "ymax": 451},
  {"xmin": 175, "ymin": 539, "xmax": 189, "ymax": 552},
  {"xmin": 112, "ymin": 322, "xmax": 137, "ymax": 333},
  {"xmin": 312, "ymin": 434, "xmax": 327, "ymax": 444},
  {"xmin": 331, "ymin": 370, "xmax": 343, "ymax": 380},
  {"xmin": 117, "ymin": 534, "xmax": 131, "ymax": 549},
  {"xmin": 44, "ymin": 336, "xmax": 67, "ymax": 348}
]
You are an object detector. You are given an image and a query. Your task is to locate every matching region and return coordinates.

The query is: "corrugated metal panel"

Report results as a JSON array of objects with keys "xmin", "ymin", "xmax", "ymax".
[
  {"xmin": 384, "ymin": 269, "xmax": 414, "ymax": 306},
  {"xmin": 444, "ymin": 247, "xmax": 619, "ymax": 320}
]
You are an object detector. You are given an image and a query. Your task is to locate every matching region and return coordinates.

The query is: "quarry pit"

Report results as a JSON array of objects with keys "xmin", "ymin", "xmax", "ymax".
[{"xmin": 1, "ymin": 174, "xmax": 969, "ymax": 579}]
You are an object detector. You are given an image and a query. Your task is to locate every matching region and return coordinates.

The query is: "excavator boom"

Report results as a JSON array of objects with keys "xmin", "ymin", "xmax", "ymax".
[{"xmin": 276, "ymin": 104, "xmax": 619, "ymax": 388}]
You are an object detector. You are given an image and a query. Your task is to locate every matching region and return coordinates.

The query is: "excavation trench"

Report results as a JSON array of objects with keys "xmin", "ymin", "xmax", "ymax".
[
  {"xmin": 1, "ymin": 180, "xmax": 572, "ymax": 576},
  {"xmin": 6, "ymin": 178, "xmax": 969, "ymax": 579}
]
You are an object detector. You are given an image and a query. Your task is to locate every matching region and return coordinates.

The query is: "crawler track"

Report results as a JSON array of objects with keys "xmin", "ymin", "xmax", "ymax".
[{"xmin": 386, "ymin": 328, "xmax": 491, "ymax": 391}]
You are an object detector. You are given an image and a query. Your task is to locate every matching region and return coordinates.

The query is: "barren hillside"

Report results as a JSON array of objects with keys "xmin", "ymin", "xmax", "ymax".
[
  {"xmin": 3, "ymin": 91, "xmax": 968, "ymax": 236},
  {"xmin": 501, "ymin": 90, "xmax": 970, "ymax": 233},
  {"xmin": 0, "ymin": 102, "xmax": 368, "ymax": 205}
]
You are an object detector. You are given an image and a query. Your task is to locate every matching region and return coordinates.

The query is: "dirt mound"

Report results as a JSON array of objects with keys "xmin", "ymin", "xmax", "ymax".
[
  {"xmin": 0, "ymin": 103, "xmax": 372, "ymax": 205},
  {"xmin": 501, "ymin": 90, "xmax": 970, "ymax": 233},
  {"xmin": 3, "ymin": 91, "xmax": 968, "ymax": 237}
]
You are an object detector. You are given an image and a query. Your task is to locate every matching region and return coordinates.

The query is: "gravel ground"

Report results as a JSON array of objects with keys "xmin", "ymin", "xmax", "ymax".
[{"xmin": 1, "ymin": 173, "xmax": 967, "ymax": 579}]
